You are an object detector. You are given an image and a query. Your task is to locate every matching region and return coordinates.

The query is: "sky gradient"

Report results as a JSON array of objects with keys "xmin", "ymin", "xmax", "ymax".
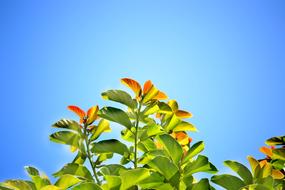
[{"xmin": 0, "ymin": 0, "xmax": 285, "ymax": 183}]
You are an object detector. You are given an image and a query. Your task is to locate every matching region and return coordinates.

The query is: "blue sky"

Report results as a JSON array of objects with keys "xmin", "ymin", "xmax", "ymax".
[{"xmin": 0, "ymin": 0, "xmax": 285, "ymax": 183}]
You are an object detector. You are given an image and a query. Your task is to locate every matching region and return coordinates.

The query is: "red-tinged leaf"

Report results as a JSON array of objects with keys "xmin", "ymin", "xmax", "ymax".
[
  {"xmin": 175, "ymin": 110, "xmax": 192, "ymax": 119},
  {"xmin": 143, "ymin": 80, "xmax": 153, "ymax": 94},
  {"xmin": 153, "ymin": 91, "xmax": 167, "ymax": 100},
  {"xmin": 67, "ymin": 106, "xmax": 86, "ymax": 123},
  {"xmin": 121, "ymin": 78, "xmax": 142, "ymax": 98},
  {"xmin": 87, "ymin": 106, "xmax": 99, "ymax": 125}
]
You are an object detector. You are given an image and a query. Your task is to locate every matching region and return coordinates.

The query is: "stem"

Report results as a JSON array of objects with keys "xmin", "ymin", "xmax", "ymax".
[
  {"xmin": 134, "ymin": 103, "xmax": 142, "ymax": 168},
  {"xmin": 83, "ymin": 125, "xmax": 101, "ymax": 185}
]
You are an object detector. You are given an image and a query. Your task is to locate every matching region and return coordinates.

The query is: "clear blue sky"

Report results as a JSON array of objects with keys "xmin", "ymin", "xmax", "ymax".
[{"xmin": 0, "ymin": 0, "xmax": 285, "ymax": 182}]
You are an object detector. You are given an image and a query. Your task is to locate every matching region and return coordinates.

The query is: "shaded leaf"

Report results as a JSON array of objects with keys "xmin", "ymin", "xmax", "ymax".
[
  {"xmin": 102, "ymin": 90, "xmax": 137, "ymax": 109},
  {"xmin": 98, "ymin": 107, "xmax": 132, "ymax": 130}
]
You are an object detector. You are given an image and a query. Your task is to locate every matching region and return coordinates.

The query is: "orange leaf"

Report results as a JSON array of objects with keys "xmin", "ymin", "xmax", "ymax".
[
  {"xmin": 153, "ymin": 91, "xmax": 167, "ymax": 100},
  {"xmin": 260, "ymin": 146, "xmax": 273, "ymax": 157},
  {"xmin": 175, "ymin": 110, "xmax": 192, "ymax": 119},
  {"xmin": 67, "ymin": 105, "xmax": 86, "ymax": 122},
  {"xmin": 121, "ymin": 78, "xmax": 142, "ymax": 98},
  {"xmin": 143, "ymin": 80, "xmax": 153, "ymax": 94},
  {"xmin": 87, "ymin": 106, "xmax": 99, "ymax": 125}
]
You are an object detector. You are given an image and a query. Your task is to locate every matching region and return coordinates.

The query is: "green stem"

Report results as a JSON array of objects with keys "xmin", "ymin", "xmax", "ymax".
[
  {"xmin": 134, "ymin": 103, "xmax": 142, "ymax": 168},
  {"xmin": 83, "ymin": 125, "xmax": 101, "ymax": 185}
]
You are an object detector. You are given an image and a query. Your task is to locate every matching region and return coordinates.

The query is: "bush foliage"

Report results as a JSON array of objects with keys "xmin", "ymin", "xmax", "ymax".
[{"xmin": 0, "ymin": 78, "xmax": 284, "ymax": 190}]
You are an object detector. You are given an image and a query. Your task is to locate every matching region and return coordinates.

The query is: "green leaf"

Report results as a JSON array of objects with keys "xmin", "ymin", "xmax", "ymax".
[
  {"xmin": 265, "ymin": 136, "xmax": 285, "ymax": 146},
  {"xmin": 24, "ymin": 166, "xmax": 51, "ymax": 189},
  {"xmin": 49, "ymin": 131, "xmax": 81, "ymax": 147},
  {"xmin": 103, "ymin": 175, "xmax": 121, "ymax": 190},
  {"xmin": 224, "ymin": 160, "xmax": 253, "ymax": 185},
  {"xmin": 138, "ymin": 172, "xmax": 165, "ymax": 189},
  {"xmin": 164, "ymin": 114, "xmax": 181, "ymax": 132},
  {"xmin": 191, "ymin": 178, "xmax": 212, "ymax": 190},
  {"xmin": 272, "ymin": 148, "xmax": 285, "ymax": 160},
  {"xmin": 52, "ymin": 119, "xmax": 81, "ymax": 133},
  {"xmin": 120, "ymin": 168, "xmax": 151, "ymax": 190},
  {"xmin": 40, "ymin": 185, "xmax": 61, "ymax": 190},
  {"xmin": 157, "ymin": 102, "xmax": 172, "ymax": 113},
  {"xmin": 98, "ymin": 107, "xmax": 132, "ymax": 130},
  {"xmin": 53, "ymin": 163, "xmax": 93, "ymax": 181},
  {"xmin": 102, "ymin": 90, "xmax": 137, "ymax": 109},
  {"xmin": 100, "ymin": 164, "xmax": 127, "ymax": 176},
  {"xmin": 91, "ymin": 139, "xmax": 129, "ymax": 156},
  {"xmin": 173, "ymin": 121, "xmax": 197, "ymax": 132},
  {"xmin": 72, "ymin": 182, "xmax": 102, "ymax": 190},
  {"xmin": 147, "ymin": 156, "xmax": 180, "ymax": 182},
  {"xmin": 211, "ymin": 174, "xmax": 245, "ymax": 190},
  {"xmin": 156, "ymin": 134, "xmax": 183, "ymax": 165},
  {"xmin": 72, "ymin": 152, "xmax": 86, "ymax": 165},
  {"xmin": 25, "ymin": 166, "xmax": 40, "ymax": 176},
  {"xmin": 183, "ymin": 141, "xmax": 204, "ymax": 164},
  {"xmin": 54, "ymin": 174, "xmax": 81, "ymax": 189},
  {"xmin": 90, "ymin": 119, "xmax": 111, "ymax": 141},
  {"xmin": 0, "ymin": 180, "xmax": 33, "ymax": 190},
  {"xmin": 184, "ymin": 155, "xmax": 217, "ymax": 176}
]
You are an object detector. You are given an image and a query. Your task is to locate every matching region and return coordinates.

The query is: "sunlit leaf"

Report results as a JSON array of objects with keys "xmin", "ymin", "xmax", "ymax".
[
  {"xmin": 184, "ymin": 155, "xmax": 217, "ymax": 176},
  {"xmin": 173, "ymin": 121, "xmax": 197, "ymax": 132},
  {"xmin": 100, "ymin": 164, "xmax": 127, "ymax": 176},
  {"xmin": 121, "ymin": 78, "xmax": 142, "ymax": 98},
  {"xmin": 183, "ymin": 141, "xmax": 205, "ymax": 164},
  {"xmin": 53, "ymin": 163, "xmax": 93, "ymax": 181},
  {"xmin": 120, "ymin": 168, "xmax": 150, "ymax": 190},
  {"xmin": 90, "ymin": 119, "xmax": 111, "ymax": 141},
  {"xmin": 157, "ymin": 134, "xmax": 183, "ymax": 165},
  {"xmin": 86, "ymin": 106, "xmax": 99, "ymax": 125},
  {"xmin": 175, "ymin": 110, "xmax": 192, "ymax": 119},
  {"xmin": 147, "ymin": 156, "xmax": 179, "ymax": 181},
  {"xmin": 54, "ymin": 174, "xmax": 81, "ymax": 189},
  {"xmin": 67, "ymin": 106, "xmax": 85, "ymax": 123},
  {"xmin": 224, "ymin": 160, "xmax": 253, "ymax": 184},
  {"xmin": 72, "ymin": 182, "xmax": 102, "ymax": 190}
]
